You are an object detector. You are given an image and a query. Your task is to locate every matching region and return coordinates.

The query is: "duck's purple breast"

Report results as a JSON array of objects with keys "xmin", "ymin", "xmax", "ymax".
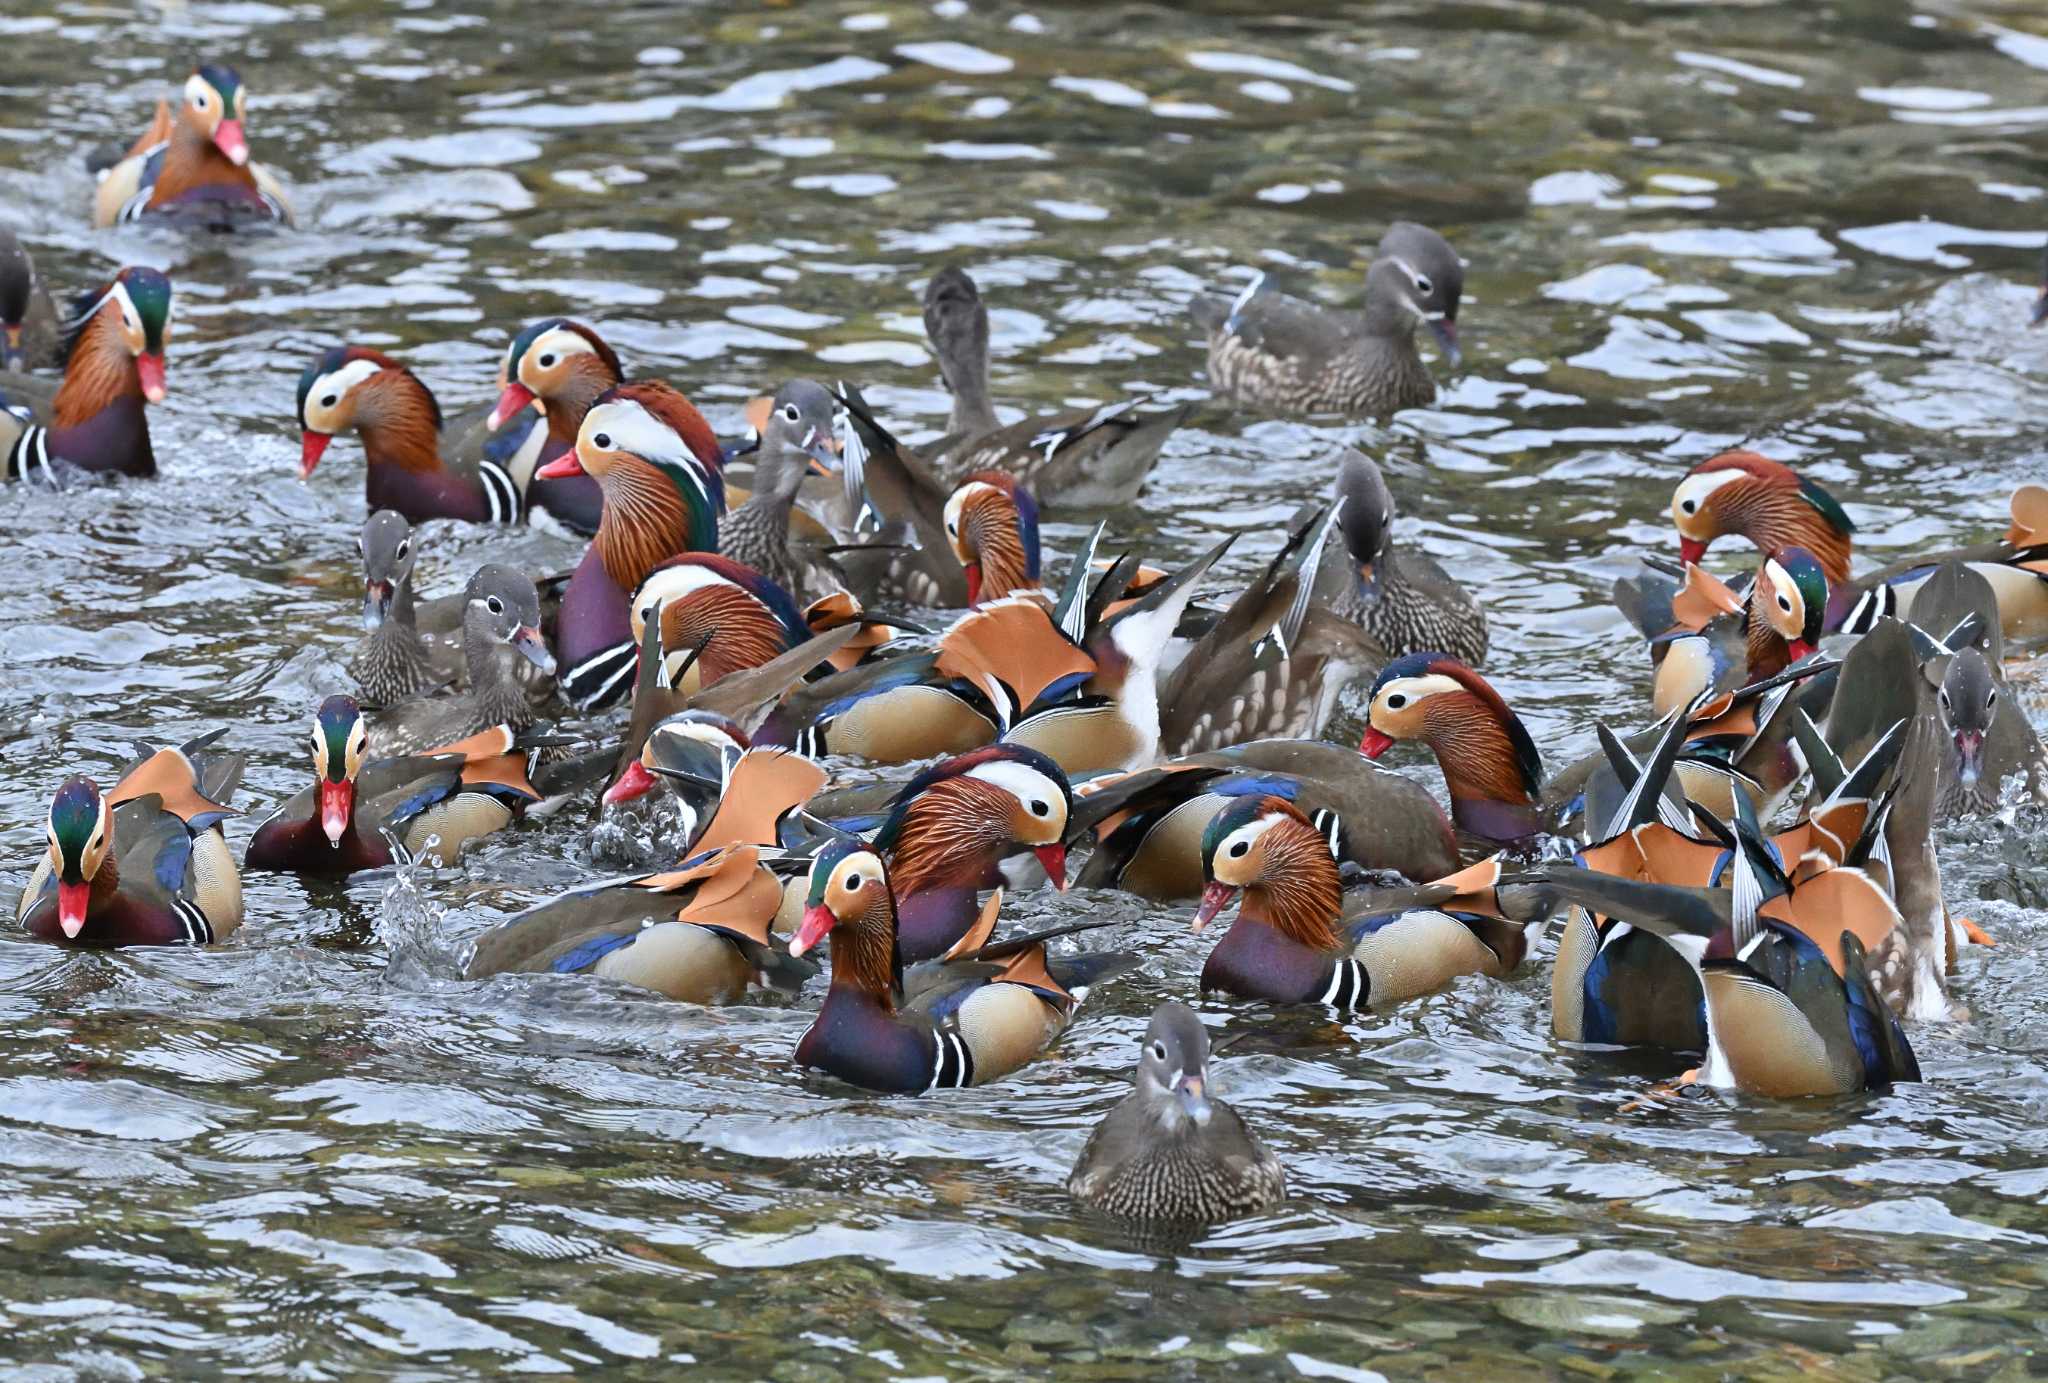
[
  {"xmin": 50, "ymin": 395, "xmax": 153, "ymax": 477},
  {"xmin": 796, "ymin": 987, "xmax": 936, "ymax": 1094},
  {"xmin": 556, "ymin": 543, "xmax": 637, "ymax": 709},
  {"xmin": 1201, "ymin": 916, "xmax": 1333, "ymax": 1004}
]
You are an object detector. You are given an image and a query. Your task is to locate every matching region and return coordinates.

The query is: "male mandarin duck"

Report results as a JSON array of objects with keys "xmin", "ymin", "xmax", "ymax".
[
  {"xmin": 245, "ymin": 696, "xmax": 544, "ymax": 876},
  {"xmin": 719, "ymin": 380, "xmax": 843, "ymax": 602},
  {"xmin": 603, "ymin": 713, "xmax": 829, "ymax": 872},
  {"xmin": 91, "ymin": 64, "xmax": 292, "ymax": 229},
  {"xmin": 18, "ymin": 733, "xmax": 244, "ymax": 947},
  {"xmin": 1156, "ymin": 506, "xmax": 1382, "ymax": 756},
  {"xmin": 465, "ymin": 843, "xmax": 813, "ymax": 1003},
  {"xmin": 297, "ymin": 346, "xmax": 527, "ymax": 525},
  {"xmin": 539, "ymin": 381, "xmax": 725, "ymax": 709},
  {"xmin": 801, "ymin": 590, "xmax": 915, "ymax": 672},
  {"xmin": 866, "ymin": 744, "xmax": 1073, "ymax": 964},
  {"xmin": 348, "ymin": 510, "xmax": 442, "ymax": 707},
  {"xmin": 944, "ymin": 470, "xmax": 1042, "ymax": 606},
  {"xmin": 827, "ymin": 384, "xmax": 974, "ymax": 607},
  {"xmin": 1071, "ymin": 738, "xmax": 1460, "ymax": 899},
  {"xmin": 488, "ymin": 317, "xmax": 619, "ymax": 534},
  {"xmin": 1, "ymin": 267, "xmax": 171, "ymax": 483},
  {"xmin": 917, "ymin": 267, "xmax": 1190, "ymax": 509},
  {"xmin": 1192, "ymin": 796, "xmax": 1548, "ymax": 1009},
  {"xmin": 1068, "ymin": 1001, "xmax": 1286, "ymax": 1225},
  {"xmin": 367, "ymin": 565, "xmax": 557, "ymax": 757},
  {"xmin": 628, "ymin": 552, "xmax": 814, "ymax": 696},
  {"xmin": 1614, "ymin": 547, "xmax": 1828, "ymax": 717},
  {"xmin": 1839, "ymin": 482, "xmax": 2048, "ymax": 647},
  {"xmin": 1359, "ymin": 653, "xmax": 1548, "ymax": 852},
  {"xmin": 788, "ymin": 840, "xmax": 1135, "ymax": 1093},
  {"xmin": 0, "ymin": 229, "xmax": 59, "ymax": 371},
  {"xmin": 1315, "ymin": 448, "xmax": 1488, "ymax": 666},
  {"xmin": 1193, "ymin": 222, "xmax": 1463, "ymax": 417}
]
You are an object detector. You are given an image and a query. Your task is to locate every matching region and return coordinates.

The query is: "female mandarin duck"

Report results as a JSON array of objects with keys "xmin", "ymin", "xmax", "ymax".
[
  {"xmin": 1316, "ymin": 448, "xmax": 1488, "ymax": 666},
  {"xmin": 789, "ymin": 840, "xmax": 1134, "ymax": 1093},
  {"xmin": 1193, "ymin": 796, "xmax": 1545, "ymax": 1009},
  {"xmin": 0, "ymin": 230, "xmax": 59, "ymax": 371},
  {"xmin": 918, "ymin": 267, "xmax": 1189, "ymax": 509},
  {"xmin": 869, "ymin": 745, "xmax": 1072, "ymax": 964},
  {"xmin": 298, "ymin": 347, "xmax": 526, "ymax": 525},
  {"xmin": 18, "ymin": 733, "xmax": 244, "ymax": 946},
  {"xmin": 1359, "ymin": 653, "xmax": 1548, "ymax": 852},
  {"xmin": 1193, "ymin": 222, "xmax": 1463, "ymax": 417},
  {"xmin": 487, "ymin": 317, "xmax": 619, "ymax": 534},
  {"xmin": 466, "ymin": 843, "xmax": 812, "ymax": 1003},
  {"xmin": 348, "ymin": 510, "xmax": 442, "ymax": 706},
  {"xmin": 244, "ymin": 696, "xmax": 543, "ymax": 875},
  {"xmin": 92, "ymin": 64, "xmax": 292, "ymax": 229},
  {"xmin": 1069, "ymin": 737, "xmax": 1460, "ymax": 899},
  {"xmin": 945, "ymin": 471, "xmax": 1042, "ymax": 606},
  {"xmin": 368, "ymin": 565, "xmax": 557, "ymax": 757},
  {"xmin": 1068, "ymin": 1001, "xmax": 1286, "ymax": 1225},
  {"xmin": 1, "ymin": 267, "xmax": 171, "ymax": 483},
  {"xmin": 539, "ymin": 381, "xmax": 725, "ymax": 709},
  {"xmin": 719, "ymin": 381, "xmax": 842, "ymax": 602},
  {"xmin": 1904, "ymin": 562, "xmax": 2048, "ymax": 817}
]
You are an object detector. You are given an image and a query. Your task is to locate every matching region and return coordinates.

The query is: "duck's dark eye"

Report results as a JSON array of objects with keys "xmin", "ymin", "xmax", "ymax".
[
  {"xmin": 1939, "ymin": 690, "xmax": 1951, "ymax": 713},
  {"xmin": 846, "ymin": 872, "xmax": 863, "ymax": 890},
  {"xmin": 321, "ymin": 394, "xmax": 338, "ymax": 408},
  {"xmin": 782, "ymin": 403, "xmax": 801, "ymax": 423},
  {"xmin": 538, "ymin": 353, "xmax": 556, "ymax": 368},
  {"xmin": 395, "ymin": 540, "xmax": 410, "ymax": 560},
  {"xmin": 486, "ymin": 596, "xmax": 505, "ymax": 616},
  {"xmin": 1987, "ymin": 689, "xmax": 1999, "ymax": 711},
  {"xmin": 193, "ymin": 93, "xmax": 207, "ymax": 109},
  {"xmin": 1681, "ymin": 499, "xmax": 1698, "ymax": 514},
  {"xmin": 593, "ymin": 432, "xmax": 612, "ymax": 450},
  {"xmin": 1028, "ymin": 799, "xmax": 1049, "ymax": 818},
  {"xmin": 1385, "ymin": 694, "xmax": 1408, "ymax": 711},
  {"xmin": 1413, "ymin": 274, "xmax": 1433, "ymax": 295},
  {"xmin": 1229, "ymin": 840, "xmax": 1249, "ymax": 858},
  {"xmin": 1776, "ymin": 595, "xmax": 1793, "ymax": 612},
  {"xmin": 1150, "ymin": 1041, "xmax": 1167, "ymax": 1062}
]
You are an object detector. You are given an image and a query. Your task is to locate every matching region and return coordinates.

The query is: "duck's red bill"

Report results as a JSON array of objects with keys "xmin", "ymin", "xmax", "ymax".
[
  {"xmin": 136, "ymin": 352, "xmax": 167, "ymax": 403},
  {"xmin": 213, "ymin": 119, "xmax": 249, "ymax": 166},
  {"xmin": 488, "ymin": 382, "xmax": 535, "ymax": 432},
  {"xmin": 57, "ymin": 881, "xmax": 90, "ymax": 938},
  {"xmin": 1034, "ymin": 843, "xmax": 1067, "ymax": 891},
  {"xmin": 300, "ymin": 431, "xmax": 332, "ymax": 479},
  {"xmin": 1192, "ymin": 881, "xmax": 1238, "ymax": 933},
  {"xmin": 1359, "ymin": 727, "xmax": 1394, "ymax": 759},
  {"xmin": 319, "ymin": 780, "xmax": 353, "ymax": 846},
  {"xmin": 604, "ymin": 759, "xmax": 657, "ymax": 805},
  {"xmin": 791, "ymin": 903, "xmax": 837, "ymax": 957},
  {"xmin": 536, "ymin": 452, "xmax": 584, "ymax": 479}
]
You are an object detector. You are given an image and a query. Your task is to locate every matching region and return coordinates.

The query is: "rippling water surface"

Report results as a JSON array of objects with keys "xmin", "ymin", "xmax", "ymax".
[{"xmin": 5, "ymin": 0, "xmax": 2048, "ymax": 1375}]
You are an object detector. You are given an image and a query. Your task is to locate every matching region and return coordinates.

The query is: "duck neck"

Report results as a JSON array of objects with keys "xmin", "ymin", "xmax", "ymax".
[
  {"xmin": 885, "ymin": 780, "xmax": 1014, "ymax": 897},
  {"xmin": 661, "ymin": 589, "xmax": 792, "ymax": 685},
  {"xmin": 825, "ymin": 899, "xmax": 902, "ymax": 1007},
  {"xmin": 1718, "ymin": 482, "xmax": 1851, "ymax": 585},
  {"xmin": 594, "ymin": 459, "xmax": 707, "ymax": 591},
  {"xmin": 1420, "ymin": 693, "xmax": 1541, "ymax": 832},
  {"xmin": 463, "ymin": 631, "xmax": 532, "ymax": 729},
  {"xmin": 52, "ymin": 309, "xmax": 142, "ymax": 429},
  {"xmin": 940, "ymin": 341, "xmax": 1000, "ymax": 437},
  {"xmin": 1238, "ymin": 826, "xmax": 1342, "ymax": 950},
  {"xmin": 967, "ymin": 508, "xmax": 1034, "ymax": 602},
  {"xmin": 1742, "ymin": 597, "xmax": 1791, "ymax": 680},
  {"xmin": 353, "ymin": 370, "xmax": 447, "ymax": 475}
]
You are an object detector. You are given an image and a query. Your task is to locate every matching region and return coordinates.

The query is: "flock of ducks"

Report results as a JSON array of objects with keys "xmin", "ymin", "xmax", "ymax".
[{"xmin": 3, "ymin": 63, "xmax": 2047, "ymax": 1229}]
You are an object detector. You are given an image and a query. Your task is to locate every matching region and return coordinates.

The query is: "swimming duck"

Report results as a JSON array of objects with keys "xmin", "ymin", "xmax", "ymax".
[
  {"xmin": 0, "ymin": 230, "xmax": 58, "ymax": 372},
  {"xmin": 629, "ymin": 553, "xmax": 813, "ymax": 694},
  {"xmin": 945, "ymin": 471, "xmax": 1042, "ymax": 606},
  {"xmin": 1157, "ymin": 506, "xmax": 1382, "ymax": 755},
  {"xmin": 1359, "ymin": 653, "xmax": 1547, "ymax": 852},
  {"xmin": 1070, "ymin": 737, "xmax": 1460, "ymax": 898},
  {"xmin": 1193, "ymin": 222, "xmax": 1463, "ymax": 417},
  {"xmin": 1193, "ymin": 796, "xmax": 1546, "ymax": 1009},
  {"xmin": 1315, "ymin": 448, "xmax": 1488, "ymax": 666},
  {"xmin": 919, "ymin": 266, "xmax": 1190, "ymax": 508},
  {"xmin": 367, "ymin": 564, "xmax": 557, "ymax": 757},
  {"xmin": 827, "ymin": 385, "xmax": 973, "ymax": 608},
  {"xmin": 465, "ymin": 842, "xmax": 812, "ymax": 1003},
  {"xmin": 1615, "ymin": 548, "xmax": 1829, "ymax": 716},
  {"xmin": 92, "ymin": 64, "xmax": 292, "ymax": 229},
  {"xmin": 801, "ymin": 591, "xmax": 915, "ymax": 672},
  {"xmin": 1839, "ymin": 484, "xmax": 2048, "ymax": 648},
  {"xmin": 488, "ymin": 317, "xmax": 620, "ymax": 534},
  {"xmin": 719, "ymin": 380, "xmax": 843, "ymax": 602},
  {"xmin": 1068, "ymin": 1001, "xmax": 1286, "ymax": 1225},
  {"xmin": 348, "ymin": 510, "xmax": 442, "ymax": 706},
  {"xmin": 605, "ymin": 712, "xmax": 828, "ymax": 861},
  {"xmin": 789, "ymin": 840, "xmax": 1134, "ymax": 1093},
  {"xmin": 1, "ymin": 267, "xmax": 171, "ymax": 483},
  {"xmin": 538, "ymin": 381, "xmax": 725, "ymax": 709},
  {"xmin": 1670, "ymin": 452, "xmax": 1855, "ymax": 602},
  {"xmin": 867, "ymin": 744, "xmax": 1073, "ymax": 963},
  {"xmin": 18, "ymin": 732, "xmax": 244, "ymax": 947},
  {"xmin": 1908, "ymin": 562, "xmax": 2048, "ymax": 816},
  {"xmin": 297, "ymin": 346, "xmax": 525, "ymax": 525},
  {"xmin": 245, "ymin": 696, "xmax": 543, "ymax": 875}
]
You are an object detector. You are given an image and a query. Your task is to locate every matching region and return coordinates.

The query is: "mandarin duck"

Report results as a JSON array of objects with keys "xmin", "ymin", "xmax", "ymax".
[
  {"xmin": 348, "ymin": 510, "xmax": 441, "ymax": 707},
  {"xmin": 539, "ymin": 381, "xmax": 724, "ymax": 709},
  {"xmin": 1316, "ymin": 448, "xmax": 1487, "ymax": 666},
  {"xmin": 245, "ymin": 696, "xmax": 546, "ymax": 875},
  {"xmin": 0, "ymin": 267, "xmax": 170, "ymax": 483},
  {"xmin": 629, "ymin": 553, "xmax": 814, "ymax": 695},
  {"xmin": 788, "ymin": 841, "xmax": 1136, "ymax": 1093},
  {"xmin": 1068, "ymin": 1002, "xmax": 1286, "ymax": 1225},
  {"xmin": 0, "ymin": 229, "xmax": 59, "ymax": 372},
  {"xmin": 863, "ymin": 745, "xmax": 1073, "ymax": 963},
  {"xmin": 604, "ymin": 712, "xmax": 829, "ymax": 864},
  {"xmin": 488, "ymin": 317, "xmax": 621, "ymax": 534},
  {"xmin": 826, "ymin": 385, "xmax": 974, "ymax": 607},
  {"xmin": 1156, "ymin": 507, "xmax": 1382, "ymax": 756},
  {"xmin": 801, "ymin": 591, "xmax": 915, "ymax": 672},
  {"xmin": 718, "ymin": 381, "xmax": 842, "ymax": 602},
  {"xmin": 1908, "ymin": 562, "xmax": 2048, "ymax": 816},
  {"xmin": 367, "ymin": 565, "xmax": 556, "ymax": 757},
  {"xmin": 1193, "ymin": 222, "xmax": 1462, "ymax": 417},
  {"xmin": 91, "ymin": 64, "xmax": 292, "ymax": 229},
  {"xmin": 1359, "ymin": 653, "xmax": 1548, "ymax": 852},
  {"xmin": 1070, "ymin": 738, "xmax": 1460, "ymax": 899},
  {"xmin": 297, "ymin": 347, "xmax": 531, "ymax": 525},
  {"xmin": 944, "ymin": 470, "xmax": 1042, "ymax": 606},
  {"xmin": 1614, "ymin": 547, "xmax": 1827, "ymax": 716},
  {"xmin": 917, "ymin": 267, "xmax": 1189, "ymax": 509},
  {"xmin": 1838, "ymin": 482, "xmax": 2048, "ymax": 647},
  {"xmin": 1193, "ymin": 796, "xmax": 1548, "ymax": 1010},
  {"xmin": 466, "ymin": 843, "xmax": 813, "ymax": 1003},
  {"xmin": 1523, "ymin": 813, "xmax": 1920, "ymax": 1098},
  {"xmin": 18, "ymin": 732, "xmax": 244, "ymax": 947}
]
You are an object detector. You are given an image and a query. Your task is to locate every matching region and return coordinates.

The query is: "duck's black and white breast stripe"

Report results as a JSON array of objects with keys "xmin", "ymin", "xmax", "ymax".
[
  {"xmin": 174, "ymin": 899, "xmax": 215, "ymax": 946},
  {"xmin": 563, "ymin": 640, "xmax": 637, "ymax": 710},
  {"xmin": 5, "ymin": 424, "xmax": 56, "ymax": 487},
  {"xmin": 1319, "ymin": 957, "xmax": 1369, "ymax": 1009},
  {"xmin": 927, "ymin": 1029, "xmax": 976, "ymax": 1091},
  {"xmin": 478, "ymin": 459, "xmax": 523, "ymax": 524}
]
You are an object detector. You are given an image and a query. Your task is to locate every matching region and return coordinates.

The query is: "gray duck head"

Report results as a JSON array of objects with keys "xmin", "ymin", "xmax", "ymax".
[
  {"xmin": 464, "ymin": 563, "xmax": 554, "ymax": 676},
  {"xmin": 1133, "ymin": 1001, "xmax": 1214, "ymax": 1129},
  {"xmin": 1937, "ymin": 647, "xmax": 1999, "ymax": 788},
  {"xmin": 359, "ymin": 508, "xmax": 418, "ymax": 631},
  {"xmin": 1370, "ymin": 222, "xmax": 1463, "ymax": 363}
]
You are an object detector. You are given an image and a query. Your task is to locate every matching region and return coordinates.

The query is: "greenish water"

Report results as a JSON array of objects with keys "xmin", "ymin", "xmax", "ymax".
[{"xmin": 3, "ymin": 0, "xmax": 2048, "ymax": 1376}]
